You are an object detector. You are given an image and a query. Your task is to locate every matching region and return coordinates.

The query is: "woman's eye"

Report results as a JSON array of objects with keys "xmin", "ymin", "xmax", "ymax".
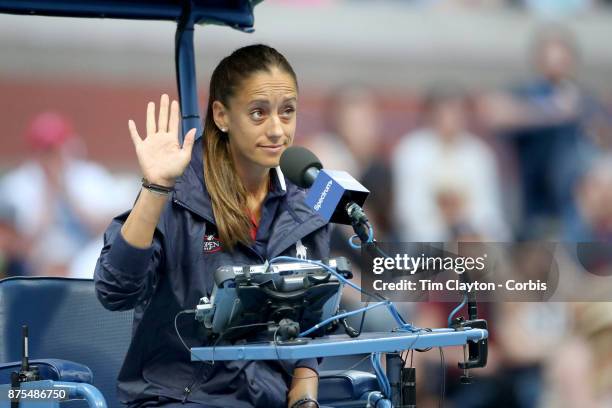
[
  {"xmin": 250, "ymin": 110, "xmax": 264, "ymax": 120},
  {"xmin": 281, "ymin": 107, "xmax": 296, "ymax": 117}
]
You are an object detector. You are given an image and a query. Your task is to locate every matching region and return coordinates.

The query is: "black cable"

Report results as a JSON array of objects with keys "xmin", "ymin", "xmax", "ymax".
[
  {"xmin": 174, "ymin": 309, "xmax": 203, "ymax": 359},
  {"xmin": 439, "ymin": 347, "xmax": 445, "ymax": 408},
  {"xmin": 357, "ymin": 221, "xmax": 393, "ymax": 262},
  {"xmin": 346, "ymin": 220, "xmax": 388, "ymax": 304},
  {"xmin": 352, "ymin": 278, "xmax": 386, "ymax": 303},
  {"xmin": 174, "ymin": 309, "xmax": 272, "ymax": 364},
  {"xmin": 185, "ymin": 315, "xmax": 436, "ymax": 404},
  {"xmin": 356, "ymin": 301, "xmax": 369, "ymax": 336},
  {"xmin": 372, "ymin": 241, "xmax": 393, "ymax": 260},
  {"xmin": 272, "ymin": 327, "xmax": 375, "ymax": 381},
  {"xmin": 178, "ymin": 316, "xmax": 374, "ymax": 381},
  {"xmin": 342, "ymin": 300, "xmax": 370, "ymax": 338},
  {"xmin": 415, "ymin": 327, "xmax": 434, "ymax": 352},
  {"xmin": 272, "ymin": 327, "xmax": 319, "ymax": 380}
]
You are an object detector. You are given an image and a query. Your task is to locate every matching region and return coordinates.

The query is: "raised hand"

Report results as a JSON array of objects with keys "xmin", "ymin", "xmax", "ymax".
[{"xmin": 128, "ymin": 94, "xmax": 197, "ymax": 187}]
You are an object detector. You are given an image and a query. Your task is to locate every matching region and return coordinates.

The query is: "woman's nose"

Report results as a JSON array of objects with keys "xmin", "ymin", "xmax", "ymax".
[{"xmin": 266, "ymin": 114, "xmax": 283, "ymax": 140}]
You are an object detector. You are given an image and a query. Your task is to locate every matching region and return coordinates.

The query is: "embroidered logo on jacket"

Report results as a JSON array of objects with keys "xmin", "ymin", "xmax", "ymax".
[
  {"xmin": 296, "ymin": 239, "xmax": 308, "ymax": 260},
  {"xmin": 203, "ymin": 234, "xmax": 222, "ymax": 254}
]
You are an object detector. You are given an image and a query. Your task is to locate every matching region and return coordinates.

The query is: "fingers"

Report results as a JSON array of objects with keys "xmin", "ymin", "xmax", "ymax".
[
  {"xmin": 146, "ymin": 101, "xmax": 156, "ymax": 136},
  {"xmin": 168, "ymin": 100, "xmax": 179, "ymax": 136},
  {"xmin": 128, "ymin": 120, "xmax": 141, "ymax": 147},
  {"xmin": 181, "ymin": 128, "xmax": 197, "ymax": 156},
  {"xmin": 158, "ymin": 94, "xmax": 170, "ymax": 133},
  {"xmin": 143, "ymin": 94, "xmax": 175, "ymax": 138}
]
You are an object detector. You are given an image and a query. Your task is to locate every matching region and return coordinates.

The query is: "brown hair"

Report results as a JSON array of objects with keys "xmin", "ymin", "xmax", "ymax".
[{"xmin": 203, "ymin": 44, "xmax": 297, "ymax": 251}]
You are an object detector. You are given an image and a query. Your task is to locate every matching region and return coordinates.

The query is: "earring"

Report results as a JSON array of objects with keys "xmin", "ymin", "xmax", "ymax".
[{"xmin": 220, "ymin": 127, "xmax": 227, "ymax": 133}]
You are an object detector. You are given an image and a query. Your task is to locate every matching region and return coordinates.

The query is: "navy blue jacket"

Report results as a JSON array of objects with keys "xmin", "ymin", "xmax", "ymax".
[{"xmin": 94, "ymin": 138, "xmax": 330, "ymax": 408}]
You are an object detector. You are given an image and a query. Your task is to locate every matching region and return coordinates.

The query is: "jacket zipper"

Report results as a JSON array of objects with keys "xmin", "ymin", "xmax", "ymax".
[
  {"xmin": 268, "ymin": 214, "xmax": 327, "ymax": 258},
  {"xmin": 171, "ymin": 198, "xmax": 214, "ymax": 404},
  {"xmin": 182, "ymin": 363, "xmax": 207, "ymax": 403}
]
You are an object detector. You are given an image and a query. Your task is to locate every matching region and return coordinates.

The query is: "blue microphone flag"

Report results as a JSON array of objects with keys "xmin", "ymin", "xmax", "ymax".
[{"xmin": 304, "ymin": 169, "xmax": 370, "ymax": 224}]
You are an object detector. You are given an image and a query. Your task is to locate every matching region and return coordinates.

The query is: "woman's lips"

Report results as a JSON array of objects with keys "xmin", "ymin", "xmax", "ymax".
[{"xmin": 259, "ymin": 144, "xmax": 284, "ymax": 153}]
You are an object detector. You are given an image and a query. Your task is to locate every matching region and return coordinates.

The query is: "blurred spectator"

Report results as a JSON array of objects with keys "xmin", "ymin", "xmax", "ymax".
[
  {"xmin": 0, "ymin": 199, "xmax": 31, "ymax": 279},
  {"xmin": 0, "ymin": 112, "xmax": 126, "ymax": 277},
  {"xmin": 565, "ymin": 155, "xmax": 612, "ymax": 276},
  {"xmin": 304, "ymin": 85, "xmax": 403, "ymax": 333},
  {"xmin": 541, "ymin": 302, "xmax": 612, "ymax": 408},
  {"xmin": 568, "ymin": 154, "xmax": 612, "ymax": 241},
  {"xmin": 305, "ymin": 85, "xmax": 397, "ymax": 242},
  {"xmin": 306, "ymin": 85, "xmax": 380, "ymax": 178},
  {"xmin": 392, "ymin": 85, "xmax": 509, "ymax": 242},
  {"xmin": 477, "ymin": 25, "xmax": 606, "ymax": 239}
]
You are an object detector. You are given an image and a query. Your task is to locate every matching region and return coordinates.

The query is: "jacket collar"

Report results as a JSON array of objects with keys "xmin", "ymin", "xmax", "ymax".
[{"xmin": 173, "ymin": 138, "xmax": 291, "ymax": 224}]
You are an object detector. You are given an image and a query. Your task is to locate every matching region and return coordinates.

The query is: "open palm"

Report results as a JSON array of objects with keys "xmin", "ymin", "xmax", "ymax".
[{"xmin": 128, "ymin": 94, "xmax": 196, "ymax": 187}]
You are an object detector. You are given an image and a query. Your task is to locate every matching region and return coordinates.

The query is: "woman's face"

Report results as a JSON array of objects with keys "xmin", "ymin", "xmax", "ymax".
[{"xmin": 214, "ymin": 66, "xmax": 297, "ymax": 173}]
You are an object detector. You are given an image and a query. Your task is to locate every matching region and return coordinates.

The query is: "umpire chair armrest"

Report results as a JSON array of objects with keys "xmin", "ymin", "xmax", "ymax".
[
  {"xmin": 0, "ymin": 359, "xmax": 93, "ymax": 384},
  {"xmin": 318, "ymin": 370, "xmax": 379, "ymax": 404}
]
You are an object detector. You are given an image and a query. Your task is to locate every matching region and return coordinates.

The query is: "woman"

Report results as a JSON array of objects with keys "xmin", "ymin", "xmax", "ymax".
[{"xmin": 94, "ymin": 45, "xmax": 328, "ymax": 408}]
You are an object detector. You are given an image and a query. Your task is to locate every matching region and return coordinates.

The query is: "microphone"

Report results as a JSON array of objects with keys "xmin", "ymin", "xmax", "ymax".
[
  {"xmin": 279, "ymin": 146, "xmax": 370, "ymax": 227},
  {"xmin": 279, "ymin": 146, "xmax": 322, "ymax": 189}
]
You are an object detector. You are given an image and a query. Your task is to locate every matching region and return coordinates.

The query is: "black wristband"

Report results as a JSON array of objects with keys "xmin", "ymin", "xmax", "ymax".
[
  {"xmin": 290, "ymin": 398, "xmax": 319, "ymax": 408},
  {"xmin": 141, "ymin": 178, "xmax": 174, "ymax": 196}
]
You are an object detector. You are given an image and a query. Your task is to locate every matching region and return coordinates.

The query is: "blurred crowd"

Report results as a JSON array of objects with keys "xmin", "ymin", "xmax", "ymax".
[
  {"xmin": 1, "ymin": 22, "xmax": 611, "ymax": 408},
  {"xmin": 274, "ymin": 0, "xmax": 612, "ymax": 16},
  {"xmin": 304, "ymin": 25, "xmax": 612, "ymax": 245},
  {"xmin": 0, "ymin": 112, "xmax": 137, "ymax": 280},
  {"xmin": 303, "ymin": 25, "xmax": 612, "ymax": 408}
]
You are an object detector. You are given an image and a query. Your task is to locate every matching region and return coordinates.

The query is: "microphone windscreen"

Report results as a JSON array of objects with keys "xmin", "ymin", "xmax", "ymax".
[{"xmin": 280, "ymin": 146, "xmax": 323, "ymax": 188}]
